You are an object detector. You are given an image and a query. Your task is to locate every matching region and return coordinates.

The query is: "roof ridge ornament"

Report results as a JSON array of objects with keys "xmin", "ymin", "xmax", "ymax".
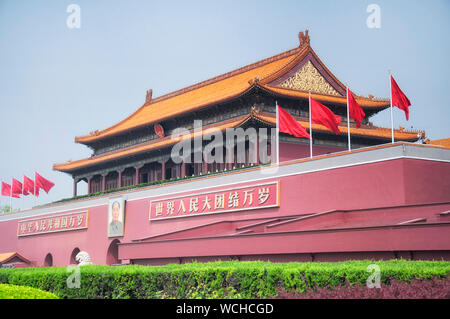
[
  {"xmin": 248, "ymin": 76, "xmax": 260, "ymax": 86},
  {"xmin": 298, "ymin": 30, "xmax": 310, "ymax": 47},
  {"xmin": 145, "ymin": 89, "xmax": 153, "ymax": 105}
]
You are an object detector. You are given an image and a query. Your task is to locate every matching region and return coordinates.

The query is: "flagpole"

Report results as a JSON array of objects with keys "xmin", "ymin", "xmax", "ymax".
[
  {"xmin": 34, "ymin": 173, "xmax": 37, "ymax": 208},
  {"xmin": 20, "ymin": 188, "xmax": 22, "ymax": 212},
  {"xmin": 275, "ymin": 100, "xmax": 280, "ymax": 165},
  {"xmin": 346, "ymin": 84, "xmax": 351, "ymax": 151},
  {"xmin": 389, "ymin": 69, "xmax": 394, "ymax": 143},
  {"xmin": 309, "ymin": 92, "xmax": 313, "ymax": 158},
  {"xmin": 9, "ymin": 179, "xmax": 12, "ymax": 212}
]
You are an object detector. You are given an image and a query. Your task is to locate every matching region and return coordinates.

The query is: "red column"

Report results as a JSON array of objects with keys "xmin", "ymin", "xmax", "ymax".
[
  {"xmin": 118, "ymin": 170, "xmax": 123, "ymax": 188},
  {"xmin": 87, "ymin": 176, "xmax": 92, "ymax": 194},
  {"xmin": 203, "ymin": 153, "xmax": 208, "ymax": 174},
  {"xmin": 219, "ymin": 147, "xmax": 225, "ymax": 171},
  {"xmin": 226, "ymin": 145, "xmax": 233, "ymax": 170},
  {"xmin": 135, "ymin": 167, "xmax": 140, "ymax": 185},
  {"xmin": 101, "ymin": 174, "xmax": 106, "ymax": 192},
  {"xmin": 73, "ymin": 179, "xmax": 78, "ymax": 197},
  {"xmin": 149, "ymin": 165, "xmax": 154, "ymax": 182},
  {"xmin": 269, "ymin": 141, "xmax": 275, "ymax": 164},
  {"xmin": 253, "ymin": 136, "xmax": 259, "ymax": 165},
  {"xmin": 161, "ymin": 161, "xmax": 166, "ymax": 180},
  {"xmin": 181, "ymin": 162, "xmax": 186, "ymax": 178},
  {"xmin": 245, "ymin": 145, "xmax": 249, "ymax": 167}
]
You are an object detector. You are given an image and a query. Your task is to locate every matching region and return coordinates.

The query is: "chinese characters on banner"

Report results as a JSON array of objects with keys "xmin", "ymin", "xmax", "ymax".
[
  {"xmin": 149, "ymin": 181, "xmax": 280, "ymax": 220},
  {"xmin": 17, "ymin": 211, "xmax": 89, "ymax": 237}
]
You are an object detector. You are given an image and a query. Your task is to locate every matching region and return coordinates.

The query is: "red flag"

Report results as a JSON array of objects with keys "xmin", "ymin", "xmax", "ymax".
[
  {"xmin": 278, "ymin": 106, "xmax": 311, "ymax": 139},
  {"xmin": 35, "ymin": 172, "xmax": 55, "ymax": 195},
  {"xmin": 1, "ymin": 182, "xmax": 11, "ymax": 197},
  {"xmin": 310, "ymin": 97, "xmax": 342, "ymax": 134},
  {"xmin": 11, "ymin": 178, "xmax": 22, "ymax": 198},
  {"xmin": 347, "ymin": 89, "xmax": 365, "ymax": 128},
  {"xmin": 23, "ymin": 176, "xmax": 35, "ymax": 196},
  {"xmin": 391, "ymin": 75, "xmax": 411, "ymax": 121}
]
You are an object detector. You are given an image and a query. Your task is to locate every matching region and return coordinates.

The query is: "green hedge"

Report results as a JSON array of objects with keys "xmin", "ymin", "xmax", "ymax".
[
  {"xmin": 0, "ymin": 260, "xmax": 448, "ymax": 299},
  {"xmin": 0, "ymin": 284, "xmax": 59, "ymax": 299}
]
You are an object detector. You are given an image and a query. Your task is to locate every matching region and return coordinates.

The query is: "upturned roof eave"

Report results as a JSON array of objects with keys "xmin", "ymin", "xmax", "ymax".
[
  {"xmin": 74, "ymin": 84, "xmax": 259, "ymax": 146},
  {"xmin": 74, "ymin": 46, "xmax": 305, "ymax": 145},
  {"xmin": 55, "ymin": 109, "xmax": 422, "ymax": 174},
  {"xmin": 75, "ymin": 82, "xmax": 390, "ymax": 147},
  {"xmin": 55, "ymin": 113, "xmax": 256, "ymax": 173}
]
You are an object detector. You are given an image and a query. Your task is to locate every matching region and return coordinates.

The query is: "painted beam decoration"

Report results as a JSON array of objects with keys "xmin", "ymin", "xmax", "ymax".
[
  {"xmin": 149, "ymin": 181, "xmax": 280, "ymax": 220},
  {"xmin": 17, "ymin": 211, "xmax": 89, "ymax": 237}
]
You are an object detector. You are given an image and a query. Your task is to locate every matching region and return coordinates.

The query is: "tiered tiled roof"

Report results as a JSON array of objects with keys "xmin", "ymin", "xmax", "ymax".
[
  {"xmin": 75, "ymin": 31, "xmax": 390, "ymax": 145},
  {"xmin": 55, "ymin": 115, "xmax": 251, "ymax": 172},
  {"xmin": 55, "ymin": 30, "xmax": 422, "ymax": 173},
  {"xmin": 54, "ymin": 110, "xmax": 421, "ymax": 172}
]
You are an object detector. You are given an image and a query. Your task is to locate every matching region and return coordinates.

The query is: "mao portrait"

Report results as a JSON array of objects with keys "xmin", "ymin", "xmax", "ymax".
[{"xmin": 108, "ymin": 198, "xmax": 125, "ymax": 237}]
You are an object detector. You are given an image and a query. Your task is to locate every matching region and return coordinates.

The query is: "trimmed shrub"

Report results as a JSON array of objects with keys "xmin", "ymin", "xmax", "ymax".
[
  {"xmin": 0, "ymin": 284, "xmax": 59, "ymax": 299},
  {"xmin": 0, "ymin": 260, "xmax": 448, "ymax": 299},
  {"xmin": 276, "ymin": 277, "xmax": 450, "ymax": 299}
]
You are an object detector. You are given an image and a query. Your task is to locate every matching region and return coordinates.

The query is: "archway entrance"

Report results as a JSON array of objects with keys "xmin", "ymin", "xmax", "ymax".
[
  {"xmin": 44, "ymin": 253, "xmax": 53, "ymax": 267},
  {"xmin": 70, "ymin": 247, "xmax": 80, "ymax": 265},
  {"xmin": 106, "ymin": 239, "xmax": 120, "ymax": 265}
]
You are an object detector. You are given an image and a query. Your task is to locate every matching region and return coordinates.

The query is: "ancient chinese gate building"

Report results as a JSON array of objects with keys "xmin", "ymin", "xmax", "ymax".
[
  {"xmin": 0, "ymin": 31, "xmax": 448, "ymax": 267},
  {"xmin": 53, "ymin": 30, "xmax": 422, "ymax": 197}
]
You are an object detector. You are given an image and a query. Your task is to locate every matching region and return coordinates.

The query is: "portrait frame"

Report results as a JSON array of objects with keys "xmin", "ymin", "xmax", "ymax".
[{"xmin": 107, "ymin": 197, "xmax": 125, "ymax": 238}]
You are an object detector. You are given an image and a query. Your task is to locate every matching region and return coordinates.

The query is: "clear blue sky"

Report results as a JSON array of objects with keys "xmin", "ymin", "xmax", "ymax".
[{"xmin": 1, "ymin": 0, "xmax": 449, "ymax": 209}]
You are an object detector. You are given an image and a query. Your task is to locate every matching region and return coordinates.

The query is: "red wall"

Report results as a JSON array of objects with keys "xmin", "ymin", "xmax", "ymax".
[
  {"xmin": 403, "ymin": 159, "xmax": 450, "ymax": 205},
  {"xmin": 0, "ymin": 157, "xmax": 448, "ymax": 266},
  {"xmin": 279, "ymin": 142, "xmax": 344, "ymax": 162}
]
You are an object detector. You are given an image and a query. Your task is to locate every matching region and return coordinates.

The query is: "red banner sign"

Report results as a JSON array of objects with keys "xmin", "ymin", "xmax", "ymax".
[
  {"xmin": 17, "ymin": 211, "xmax": 89, "ymax": 237},
  {"xmin": 149, "ymin": 181, "xmax": 280, "ymax": 220}
]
